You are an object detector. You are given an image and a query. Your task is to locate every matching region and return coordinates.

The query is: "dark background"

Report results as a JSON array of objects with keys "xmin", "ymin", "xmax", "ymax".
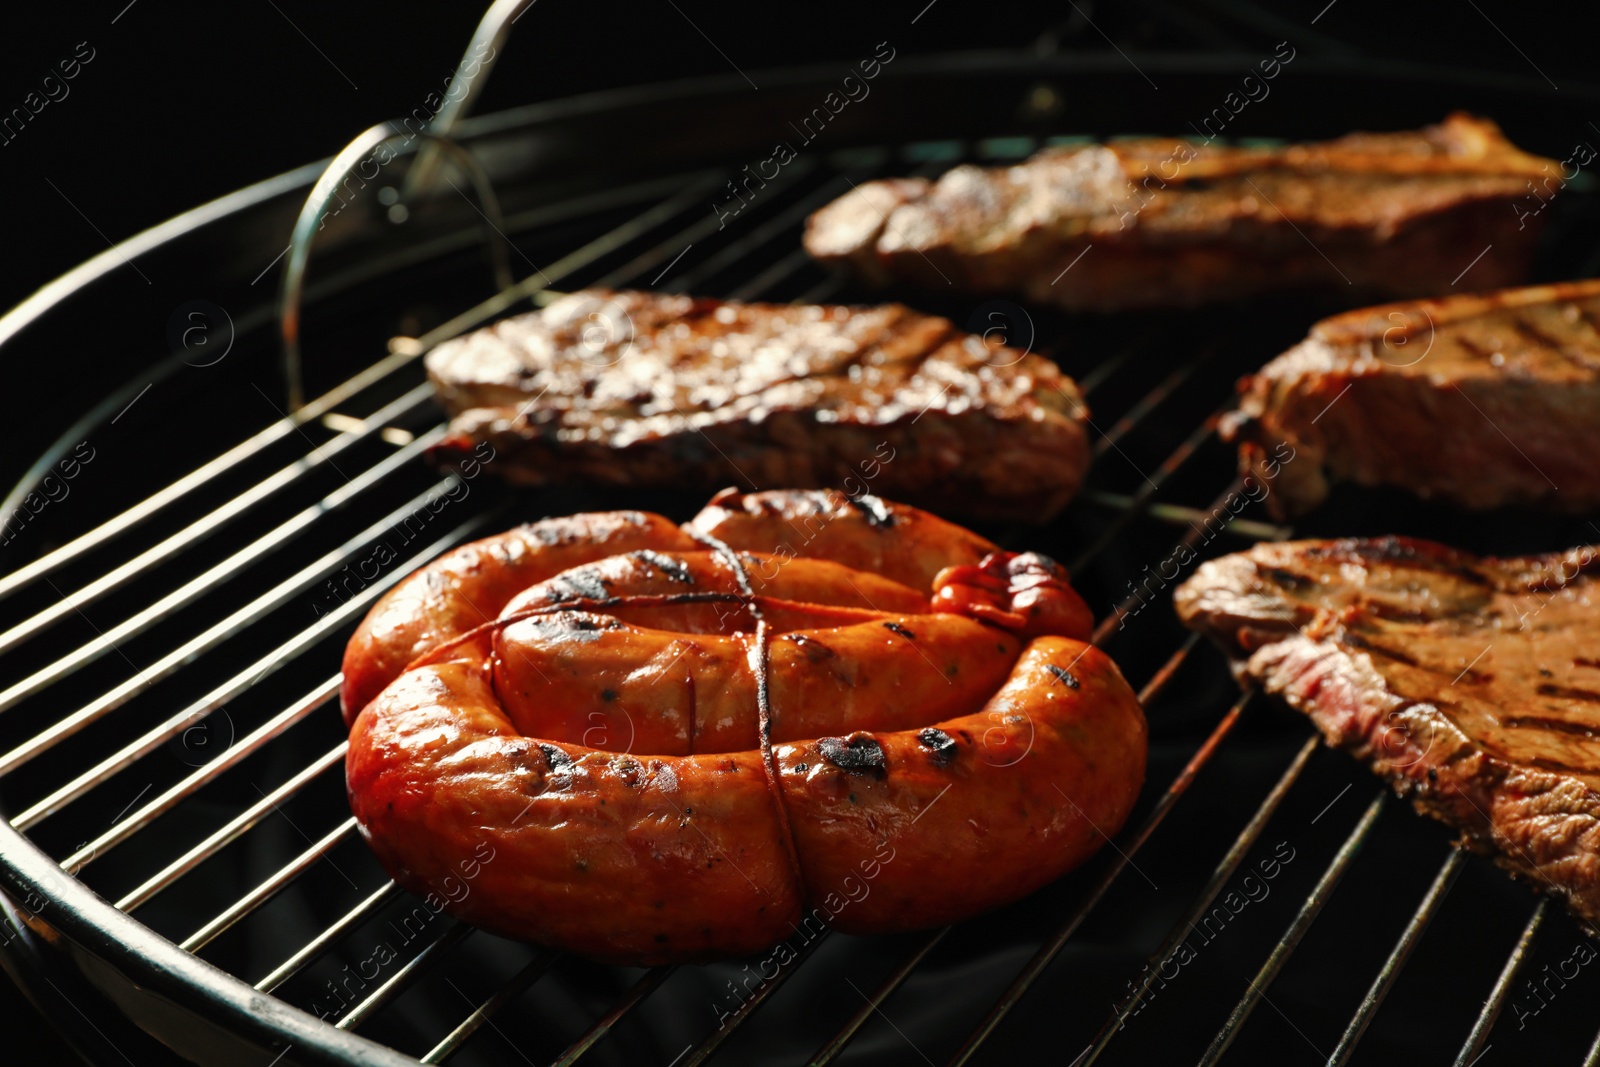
[
  {"xmin": 0, "ymin": 0, "xmax": 1591, "ymax": 1060},
  {"xmin": 0, "ymin": 0, "xmax": 1593, "ymax": 319}
]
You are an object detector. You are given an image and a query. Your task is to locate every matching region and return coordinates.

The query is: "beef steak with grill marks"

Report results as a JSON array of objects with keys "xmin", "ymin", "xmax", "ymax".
[
  {"xmin": 424, "ymin": 289, "xmax": 1091, "ymax": 520},
  {"xmin": 1175, "ymin": 535, "xmax": 1600, "ymax": 931},
  {"xmin": 1223, "ymin": 279, "xmax": 1600, "ymax": 518},
  {"xmin": 1228, "ymin": 278, "xmax": 1600, "ymax": 515},
  {"xmin": 804, "ymin": 114, "xmax": 1554, "ymax": 312}
]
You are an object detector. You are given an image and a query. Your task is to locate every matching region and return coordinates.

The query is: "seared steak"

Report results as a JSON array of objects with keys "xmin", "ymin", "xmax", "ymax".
[
  {"xmin": 804, "ymin": 114, "xmax": 1554, "ymax": 312},
  {"xmin": 1223, "ymin": 279, "xmax": 1600, "ymax": 518},
  {"xmin": 425, "ymin": 289, "xmax": 1090, "ymax": 519},
  {"xmin": 1176, "ymin": 536, "xmax": 1600, "ymax": 932}
]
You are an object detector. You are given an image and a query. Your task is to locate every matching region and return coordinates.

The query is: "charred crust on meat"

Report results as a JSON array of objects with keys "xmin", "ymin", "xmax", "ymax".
[
  {"xmin": 537, "ymin": 742, "xmax": 573, "ymax": 770},
  {"xmin": 817, "ymin": 734, "xmax": 887, "ymax": 777},
  {"xmin": 1509, "ymin": 313, "xmax": 1581, "ymax": 364},
  {"xmin": 1536, "ymin": 683, "xmax": 1600, "ymax": 703},
  {"xmin": 1503, "ymin": 714, "xmax": 1600, "ymax": 738},
  {"xmin": 1259, "ymin": 565, "xmax": 1313, "ymax": 591},
  {"xmin": 1305, "ymin": 535, "xmax": 1457, "ymax": 571},
  {"xmin": 847, "ymin": 493, "xmax": 897, "ymax": 528},
  {"xmin": 1522, "ymin": 753, "xmax": 1600, "ymax": 775},
  {"xmin": 882, "ymin": 621, "xmax": 917, "ymax": 640},
  {"xmin": 1456, "ymin": 336, "xmax": 1498, "ymax": 364},
  {"xmin": 543, "ymin": 569, "xmax": 612, "ymax": 603},
  {"xmin": 1359, "ymin": 603, "xmax": 1437, "ymax": 624},
  {"xmin": 1342, "ymin": 631, "xmax": 1422, "ymax": 667},
  {"xmin": 523, "ymin": 611, "xmax": 623, "ymax": 641},
  {"xmin": 1045, "ymin": 664, "xmax": 1080, "ymax": 689},
  {"xmin": 630, "ymin": 550, "xmax": 696, "ymax": 585},
  {"xmin": 527, "ymin": 519, "xmax": 582, "ymax": 547},
  {"xmin": 917, "ymin": 727, "xmax": 958, "ymax": 764},
  {"xmin": 780, "ymin": 633, "xmax": 836, "ymax": 662}
]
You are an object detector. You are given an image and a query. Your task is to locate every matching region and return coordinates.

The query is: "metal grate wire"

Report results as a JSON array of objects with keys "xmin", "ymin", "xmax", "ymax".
[{"xmin": 1, "ymin": 133, "xmax": 1592, "ymax": 1067}]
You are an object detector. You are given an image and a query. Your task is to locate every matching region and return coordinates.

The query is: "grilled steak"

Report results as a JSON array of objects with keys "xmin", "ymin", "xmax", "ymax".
[
  {"xmin": 1223, "ymin": 279, "xmax": 1600, "ymax": 518},
  {"xmin": 1176, "ymin": 536, "xmax": 1600, "ymax": 932},
  {"xmin": 804, "ymin": 114, "xmax": 1555, "ymax": 312},
  {"xmin": 424, "ymin": 289, "xmax": 1090, "ymax": 519}
]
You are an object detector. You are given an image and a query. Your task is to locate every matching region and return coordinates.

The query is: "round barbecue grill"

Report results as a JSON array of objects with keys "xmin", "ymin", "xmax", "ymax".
[{"xmin": 5, "ymin": 6, "xmax": 1600, "ymax": 1065}]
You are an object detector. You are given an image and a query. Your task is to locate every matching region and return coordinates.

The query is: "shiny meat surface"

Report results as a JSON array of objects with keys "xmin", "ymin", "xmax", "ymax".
[
  {"xmin": 804, "ymin": 114, "xmax": 1555, "ymax": 311},
  {"xmin": 425, "ymin": 289, "xmax": 1090, "ymax": 519},
  {"xmin": 344, "ymin": 491, "xmax": 1144, "ymax": 963},
  {"xmin": 1177, "ymin": 536, "xmax": 1600, "ymax": 932},
  {"xmin": 1223, "ymin": 278, "xmax": 1600, "ymax": 516}
]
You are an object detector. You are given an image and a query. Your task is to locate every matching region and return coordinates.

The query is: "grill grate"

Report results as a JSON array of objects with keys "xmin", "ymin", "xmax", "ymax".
[{"xmin": 3, "ymin": 125, "xmax": 1598, "ymax": 1066}]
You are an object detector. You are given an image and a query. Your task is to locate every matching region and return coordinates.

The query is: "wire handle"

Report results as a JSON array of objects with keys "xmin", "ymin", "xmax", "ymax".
[
  {"xmin": 278, "ymin": 123, "xmax": 513, "ymax": 410},
  {"xmin": 406, "ymin": 0, "xmax": 539, "ymax": 198}
]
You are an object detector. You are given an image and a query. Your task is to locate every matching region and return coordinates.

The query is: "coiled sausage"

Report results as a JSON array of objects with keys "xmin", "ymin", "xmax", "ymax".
[{"xmin": 344, "ymin": 490, "xmax": 1145, "ymax": 963}]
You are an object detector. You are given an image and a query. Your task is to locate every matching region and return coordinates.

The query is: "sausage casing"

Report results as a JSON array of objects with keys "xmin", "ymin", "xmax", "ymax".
[{"xmin": 345, "ymin": 491, "xmax": 1145, "ymax": 963}]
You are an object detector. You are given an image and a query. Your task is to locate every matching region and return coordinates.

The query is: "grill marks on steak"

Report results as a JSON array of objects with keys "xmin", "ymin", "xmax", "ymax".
[
  {"xmin": 803, "ymin": 114, "xmax": 1554, "ymax": 312},
  {"xmin": 1223, "ymin": 279, "xmax": 1600, "ymax": 517},
  {"xmin": 1175, "ymin": 536, "xmax": 1600, "ymax": 930},
  {"xmin": 424, "ymin": 289, "xmax": 1090, "ymax": 519}
]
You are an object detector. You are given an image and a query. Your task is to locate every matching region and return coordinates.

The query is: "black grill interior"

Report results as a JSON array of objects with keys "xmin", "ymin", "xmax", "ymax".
[{"xmin": 6, "ymin": 85, "xmax": 1600, "ymax": 1067}]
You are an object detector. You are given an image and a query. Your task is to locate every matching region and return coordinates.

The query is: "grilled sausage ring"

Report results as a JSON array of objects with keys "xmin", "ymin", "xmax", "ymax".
[{"xmin": 343, "ymin": 490, "xmax": 1146, "ymax": 964}]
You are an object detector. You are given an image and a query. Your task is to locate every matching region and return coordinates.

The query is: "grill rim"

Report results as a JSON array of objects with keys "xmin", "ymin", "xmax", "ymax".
[{"xmin": 2, "ymin": 46, "xmax": 1597, "ymax": 1067}]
